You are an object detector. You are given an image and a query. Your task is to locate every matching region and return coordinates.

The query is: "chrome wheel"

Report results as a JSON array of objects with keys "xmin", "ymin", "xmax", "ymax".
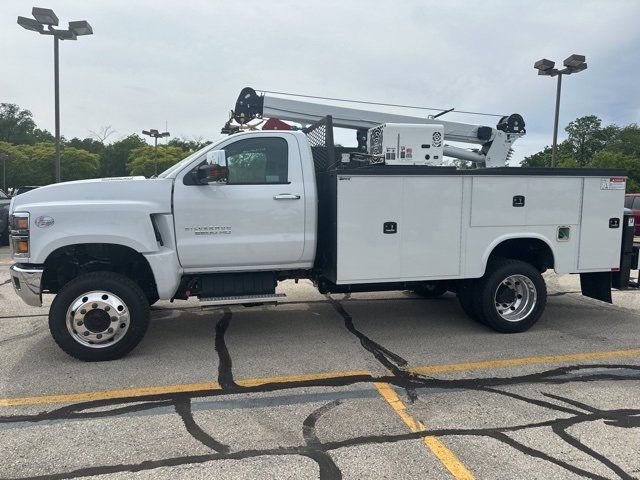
[
  {"xmin": 66, "ymin": 291, "xmax": 130, "ymax": 348},
  {"xmin": 493, "ymin": 274, "xmax": 537, "ymax": 322}
]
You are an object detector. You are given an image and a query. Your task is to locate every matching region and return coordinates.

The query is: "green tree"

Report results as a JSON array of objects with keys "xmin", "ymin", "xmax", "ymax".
[
  {"xmin": 66, "ymin": 137, "xmax": 106, "ymax": 155},
  {"xmin": 127, "ymin": 145, "xmax": 185, "ymax": 177},
  {"xmin": 168, "ymin": 137, "xmax": 211, "ymax": 153},
  {"xmin": 589, "ymin": 151, "xmax": 640, "ymax": 193},
  {"xmin": 0, "ymin": 141, "xmax": 28, "ymax": 190},
  {"xmin": 521, "ymin": 141, "xmax": 576, "ymax": 167},
  {"xmin": 100, "ymin": 134, "xmax": 147, "ymax": 177},
  {"xmin": 6, "ymin": 142, "xmax": 99, "ymax": 187},
  {"xmin": 565, "ymin": 115, "xmax": 615, "ymax": 166},
  {"xmin": 0, "ymin": 103, "xmax": 54, "ymax": 145},
  {"xmin": 607, "ymin": 124, "xmax": 640, "ymax": 157},
  {"xmin": 60, "ymin": 146, "xmax": 101, "ymax": 181}
]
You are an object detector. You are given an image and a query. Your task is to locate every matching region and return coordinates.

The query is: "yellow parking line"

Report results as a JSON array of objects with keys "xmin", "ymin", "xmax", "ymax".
[
  {"xmin": 1, "ymin": 347, "xmax": 639, "ymax": 408},
  {"xmin": 408, "ymin": 348, "xmax": 640, "ymax": 376},
  {"xmin": 0, "ymin": 370, "xmax": 370, "ymax": 407},
  {"xmin": 0, "ymin": 382, "xmax": 222, "ymax": 407},
  {"xmin": 236, "ymin": 370, "xmax": 371, "ymax": 387},
  {"xmin": 375, "ymin": 382, "xmax": 475, "ymax": 479}
]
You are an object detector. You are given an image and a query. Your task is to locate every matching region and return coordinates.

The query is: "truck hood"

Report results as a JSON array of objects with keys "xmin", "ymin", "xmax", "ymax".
[{"xmin": 10, "ymin": 177, "xmax": 174, "ymax": 214}]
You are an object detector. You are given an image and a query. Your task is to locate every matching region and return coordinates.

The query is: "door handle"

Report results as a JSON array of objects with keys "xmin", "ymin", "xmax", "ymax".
[{"xmin": 273, "ymin": 194, "xmax": 301, "ymax": 200}]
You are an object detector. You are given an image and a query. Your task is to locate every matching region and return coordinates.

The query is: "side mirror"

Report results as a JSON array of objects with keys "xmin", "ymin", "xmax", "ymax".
[{"xmin": 194, "ymin": 150, "xmax": 228, "ymax": 184}]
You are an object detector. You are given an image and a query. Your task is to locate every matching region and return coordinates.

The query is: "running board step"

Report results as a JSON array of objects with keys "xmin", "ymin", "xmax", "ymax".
[{"xmin": 199, "ymin": 293, "xmax": 286, "ymax": 307}]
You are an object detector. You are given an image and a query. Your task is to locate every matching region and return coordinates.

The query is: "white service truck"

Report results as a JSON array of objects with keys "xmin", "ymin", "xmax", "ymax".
[{"xmin": 7, "ymin": 88, "xmax": 632, "ymax": 361}]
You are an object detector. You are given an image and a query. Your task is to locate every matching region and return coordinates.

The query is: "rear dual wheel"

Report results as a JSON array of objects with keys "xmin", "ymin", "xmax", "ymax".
[{"xmin": 458, "ymin": 259, "xmax": 546, "ymax": 333}]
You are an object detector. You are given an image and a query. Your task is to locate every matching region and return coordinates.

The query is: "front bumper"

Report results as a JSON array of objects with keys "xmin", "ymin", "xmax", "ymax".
[{"xmin": 9, "ymin": 264, "xmax": 43, "ymax": 307}]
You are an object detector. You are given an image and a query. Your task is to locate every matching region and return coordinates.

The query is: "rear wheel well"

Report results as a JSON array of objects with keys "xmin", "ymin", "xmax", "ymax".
[
  {"xmin": 42, "ymin": 243, "xmax": 158, "ymax": 303},
  {"xmin": 487, "ymin": 238, "xmax": 554, "ymax": 273}
]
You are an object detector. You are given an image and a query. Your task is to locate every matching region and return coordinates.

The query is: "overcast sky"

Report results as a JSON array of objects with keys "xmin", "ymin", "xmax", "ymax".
[{"xmin": 2, "ymin": 1, "xmax": 639, "ymax": 163}]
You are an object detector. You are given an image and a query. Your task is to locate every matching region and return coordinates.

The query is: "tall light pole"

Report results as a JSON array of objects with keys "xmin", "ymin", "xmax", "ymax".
[
  {"xmin": 534, "ymin": 54, "xmax": 587, "ymax": 168},
  {"xmin": 142, "ymin": 129, "xmax": 170, "ymax": 176},
  {"xmin": 17, "ymin": 7, "xmax": 93, "ymax": 183}
]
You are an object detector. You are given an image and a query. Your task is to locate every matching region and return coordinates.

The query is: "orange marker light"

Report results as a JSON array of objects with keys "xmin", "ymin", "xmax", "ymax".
[{"xmin": 16, "ymin": 240, "xmax": 29, "ymax": 254}]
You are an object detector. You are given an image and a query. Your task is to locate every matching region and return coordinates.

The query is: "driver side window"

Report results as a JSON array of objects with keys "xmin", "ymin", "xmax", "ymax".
[{"xmin": 224, "ymin": 137, "xmax": 288, "ymax": 185}]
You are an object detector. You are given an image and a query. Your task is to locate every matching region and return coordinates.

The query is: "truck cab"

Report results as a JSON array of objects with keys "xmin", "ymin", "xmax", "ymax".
[{"xmin": 171, "ymin": 131, "xmax": 317, "ymax": 272}]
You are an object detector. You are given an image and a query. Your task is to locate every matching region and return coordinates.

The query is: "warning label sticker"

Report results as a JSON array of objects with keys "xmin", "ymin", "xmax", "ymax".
[
  {"xmin": 600, "ymin": 177, "xmax": 626, "ymax": 190},
  {"xmin": 385, "ymin": 147, "xmax": 396, "ymax": 161}
]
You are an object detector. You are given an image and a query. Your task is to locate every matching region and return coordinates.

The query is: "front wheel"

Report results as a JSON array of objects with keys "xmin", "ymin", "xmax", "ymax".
[
  {"xmin": 473, "ymin": 259, "xmax": 547, "ymax": 333},
  {"xmin": 49, "ymin": 272, "xmax": 150, "ymax": 361}
]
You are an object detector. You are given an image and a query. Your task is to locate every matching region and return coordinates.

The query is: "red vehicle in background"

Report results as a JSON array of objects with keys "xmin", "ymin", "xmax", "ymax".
[{"xmin": 625, "ymin": 194, "xmax": 640, "ymax": 236}]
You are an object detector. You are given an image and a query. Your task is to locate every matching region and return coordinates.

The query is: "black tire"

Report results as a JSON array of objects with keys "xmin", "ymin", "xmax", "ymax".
[
  {"xmin": 413, "ymin": 283, "xmax": 448, "ymax": 299},
  {"xmin": 49, "ymin": 271, "xmax": 150, "ymax": 361},
  {"xmin": 473, "ymin": 259, "xmax": 547, "ymax": 333},
  {"xmin": 456, "ymin": 280, "xmax": 484, "ymax": 323}
]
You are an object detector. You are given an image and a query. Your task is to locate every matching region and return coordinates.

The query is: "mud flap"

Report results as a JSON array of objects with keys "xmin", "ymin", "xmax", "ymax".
[{"xmin": 580, "ymin": 272, "xmax": 612, "ymax": 303}]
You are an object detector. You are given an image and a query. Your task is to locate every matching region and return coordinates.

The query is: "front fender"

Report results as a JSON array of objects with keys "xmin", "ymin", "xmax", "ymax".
[{"xmin": 25, "ymin": 205, "xmax": 161, "ymax": 264}]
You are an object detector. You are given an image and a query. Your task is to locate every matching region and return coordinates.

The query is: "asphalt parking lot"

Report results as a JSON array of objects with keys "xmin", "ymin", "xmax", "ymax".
[{"xmin": 1, "ymin": 244, "xmax": 639, "ymax": 479}]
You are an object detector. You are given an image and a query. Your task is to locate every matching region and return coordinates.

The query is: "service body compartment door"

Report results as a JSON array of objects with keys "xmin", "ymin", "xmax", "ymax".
[
  {"xmin": 336, "ymin": 176, "xmax": 403, "ymax": 282},
  {"xmin": 578, "ymin": 177, "xmax": 625, "ymax": 270},
  {"xmin": 471, "ymin": 177, "xmax": 528, "ymax": 226},
  {"xmin": 401, "ymin": 177, "xmax": 463, "ymax": 278},
  {"xmin": 335, "ymin": 175, "xmax": 463, "ymax": 283},
  {"xmin": 525, "ymin": 177, "xmax": 581, "ymax": 225}
]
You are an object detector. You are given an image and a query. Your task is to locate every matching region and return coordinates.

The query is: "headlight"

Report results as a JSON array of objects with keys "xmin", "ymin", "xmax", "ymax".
[
  {"xmin": 10, "ymin": 212, "xmax": 29, "ymax": 232},
  {"xmin": 10, "ymin": 212, "xmax": 30, "ymax": 257}
]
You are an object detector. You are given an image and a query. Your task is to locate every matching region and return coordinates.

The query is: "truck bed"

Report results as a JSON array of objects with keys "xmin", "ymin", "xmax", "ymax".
[{"xmin": 314, "ymin": 166, "xmax": 626, "ymax": 285}]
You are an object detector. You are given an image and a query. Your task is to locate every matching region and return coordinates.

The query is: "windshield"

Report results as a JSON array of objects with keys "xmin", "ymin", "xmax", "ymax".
[
  {"xmin": 157, "ymin": 144, "xmax": 214, "ymax": 178},
  {"xmin": 0, "ymin": 190, "xmax": 7, "ymax": 199}
]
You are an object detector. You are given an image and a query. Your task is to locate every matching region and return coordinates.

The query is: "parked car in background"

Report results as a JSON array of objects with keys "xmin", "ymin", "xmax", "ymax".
[
  {"xmin": 0, "ymin": 189, "xmax": 10, "ymax": 246},
  {"xmin": 10, "ymin": 186, "xmax": 40, "ymax": 196},
  {"xmin": 624, "ymin": 194, "xmax": 640, "ymax": 236}
]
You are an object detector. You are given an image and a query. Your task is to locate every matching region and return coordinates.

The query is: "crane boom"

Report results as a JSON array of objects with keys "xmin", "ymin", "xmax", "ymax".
[{"xmin": 228, "ymin": 87, "xmax": 526, "ymax": 167}]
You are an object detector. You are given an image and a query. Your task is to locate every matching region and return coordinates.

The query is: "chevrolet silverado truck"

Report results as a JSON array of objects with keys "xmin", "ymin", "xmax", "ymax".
[{"xmin": 7, "ymin": 88, "xmax": 631, "ymax": 361}]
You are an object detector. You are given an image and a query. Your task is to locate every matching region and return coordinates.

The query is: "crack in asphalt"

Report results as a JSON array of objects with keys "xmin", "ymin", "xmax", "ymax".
[
  {"xmin": 0, "ymin": 297, "xmax": 639, "ymax": 479},
  {"xmin": 214, "ymin": 309, "xmax": 238, "ymax": 390},
  {"xmin": 0, "ymin": 364, "xmax": 638, "ymax": 479},
  {"xmin": 174, "ymin": 397, "xmax": 231, "ymax": 454},
  {"xmin": 326, "ymin": 295, "xmax": 422, "ymax": 402}
]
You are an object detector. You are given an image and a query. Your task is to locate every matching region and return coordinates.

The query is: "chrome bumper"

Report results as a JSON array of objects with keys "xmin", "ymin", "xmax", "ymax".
[{"xmin": 9, "ymin": 264, "xmax": 43, "ymax": 307}]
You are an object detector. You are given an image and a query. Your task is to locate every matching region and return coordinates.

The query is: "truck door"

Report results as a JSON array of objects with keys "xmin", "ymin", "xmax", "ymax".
[{"xmin": 173, "ymin": 134, "xmax": 306, "ymax": 269}]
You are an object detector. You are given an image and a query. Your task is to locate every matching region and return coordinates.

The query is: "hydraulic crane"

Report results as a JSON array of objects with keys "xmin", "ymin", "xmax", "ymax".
[{"xmin": 224, "ymin": 87, "xmax": 526, "ymax": 167}]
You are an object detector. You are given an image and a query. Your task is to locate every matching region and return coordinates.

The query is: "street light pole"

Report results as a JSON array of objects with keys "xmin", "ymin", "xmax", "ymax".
[
  {"xmin": 534, "ymin": 54, "xmax": 587, "ymax": 168},
  {"xmin": 551, "ymin": 73, "xmax": 562, "ymax": 168},
  {"xmin": 154, "ymin": 136, "xmax": 158, "ymax": 176},
  {"xmin": 17, "ymin": 8, "xmax": 93, "ymax": 183},
  {"xmin": 53, "ymin": 35, "xmax": 61, "ymax": 182},
  {"xmin": 142, "ymin": 129, "xmax": 170, "ymax": 177}
]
